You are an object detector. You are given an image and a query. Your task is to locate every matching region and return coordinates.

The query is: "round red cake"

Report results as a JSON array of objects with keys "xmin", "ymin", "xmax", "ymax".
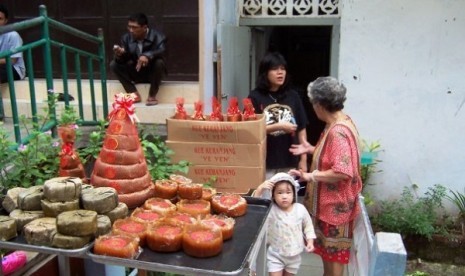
[
  {"xmin": 93, "ymin": 233, "xmax": 140, "ymax": 259},
  {"xmin": 112, "ymin": 217, "xmax": 148, "ymax": 246},
  {"xmin": 177, "ymin": 183, "xmax": 203, "ymax": 200},
  {"xmin": 154, "ymin": 179, "xmax": 178, "ymax": 199},
  {"xmin": 143, "ymin": 197, "xmax": 177, "ymax": 216},
  {"xmin": 146, "ymin": 220, "xmax": 183, "ymax": 252},
  {"xmin": 182, "ymin": 224, "xmax": 223, "ymax": 258},
  {"xmin": 201, "ymin": 187, "xmax": 217, "ymax": 201},
  {"xmin": 164, "ymin": 212, "xmax": 197, "ymax": 228},
  {"xmin": 176, "ymin": 199, "xmax": 211, "ymax": 218},
  {"xmin": 201, "ymin": 214, "xmax": 235, "ymax": 241},
  {"xmin": 131, "ymin": 207, "xmax": 164, "ymax": 224},
  {"xmin": 211, "ymin": 193, "xmax": 247, "ymax": 217}
]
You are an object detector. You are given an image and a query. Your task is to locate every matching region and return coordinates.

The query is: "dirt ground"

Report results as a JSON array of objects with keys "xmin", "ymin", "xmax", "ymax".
[{"xmin": 406, "ymin": 259, "xmax": 465, "ymax": 275}]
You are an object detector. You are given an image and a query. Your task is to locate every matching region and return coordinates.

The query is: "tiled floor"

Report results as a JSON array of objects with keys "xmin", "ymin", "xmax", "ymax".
[{"xmin": 297, "ymin": 252, "xmax": 325, "ymax": 276}]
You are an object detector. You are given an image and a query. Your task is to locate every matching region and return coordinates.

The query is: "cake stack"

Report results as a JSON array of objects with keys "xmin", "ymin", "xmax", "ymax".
[{"xmin": 90, "ymin": 93, "xmax": 155, "ymax": 208}]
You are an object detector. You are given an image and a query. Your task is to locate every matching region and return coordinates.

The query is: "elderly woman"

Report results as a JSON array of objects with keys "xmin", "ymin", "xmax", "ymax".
[{"xmin": 288, "ymin": 76, "xmax": 362, "ymax": 276}]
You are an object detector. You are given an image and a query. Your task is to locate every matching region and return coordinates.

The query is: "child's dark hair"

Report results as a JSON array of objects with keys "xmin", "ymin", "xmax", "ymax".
[{"xmin": 271, "ymin": 180, "xmax": 296, "ymax": 204}]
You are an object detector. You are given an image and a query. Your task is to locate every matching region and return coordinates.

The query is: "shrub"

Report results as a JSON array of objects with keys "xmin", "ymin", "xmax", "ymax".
[
  {"xmin": 139, "ymin": 124, "xmax": 190, "ymax": 180},
  {"xmin": 371, "ymin": 184, "xmax": 447, "ymax": 240}
]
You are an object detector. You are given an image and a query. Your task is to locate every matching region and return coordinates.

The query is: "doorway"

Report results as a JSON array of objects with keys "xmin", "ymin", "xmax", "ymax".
[{"xmin": 252, "ymin": 26, "xmax": 332, "ymax": 146}]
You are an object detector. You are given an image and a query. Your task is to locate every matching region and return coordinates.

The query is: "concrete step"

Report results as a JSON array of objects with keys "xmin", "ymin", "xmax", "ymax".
[{"xmin": 1, "ymin": 79, "xmax": 199, "ymax": 124}]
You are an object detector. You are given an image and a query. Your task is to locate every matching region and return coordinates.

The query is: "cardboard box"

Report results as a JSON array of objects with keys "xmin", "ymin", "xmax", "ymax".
[
  {"xmin": 166, "ymin": 114, "xmax": 265, "ymax": 144},
  {"xmin": 166, "ymin": 140, "xmax": 266, "ymax": 167},
  {"xmin": 186, "ymin": 165, "xmax": 265, "ymax": 194}
]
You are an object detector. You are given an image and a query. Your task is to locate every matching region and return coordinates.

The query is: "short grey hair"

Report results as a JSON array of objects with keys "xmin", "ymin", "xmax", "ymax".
[{"xmin": 307, "ymin": 76, "xmax": 346, "ymax": 112}]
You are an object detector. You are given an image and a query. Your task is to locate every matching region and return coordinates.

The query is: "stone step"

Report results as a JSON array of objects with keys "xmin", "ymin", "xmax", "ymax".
[{"xmin": 1, "ymin": 79, "xmax": 199, "ymax": 124}]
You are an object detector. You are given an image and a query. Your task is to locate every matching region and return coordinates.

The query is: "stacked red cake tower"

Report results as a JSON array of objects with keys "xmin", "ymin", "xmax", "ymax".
[{"xmin": 91, "ymin": 93, "xmax": 155, "ymax": 208}]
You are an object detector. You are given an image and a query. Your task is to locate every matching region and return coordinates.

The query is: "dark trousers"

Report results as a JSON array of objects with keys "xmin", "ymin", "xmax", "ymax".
[
  {"xmin": 0, "ymin": 64, "xmax": 21, "ymax": 120},
  {"xmin": 110, "ymin": 58, "xmax": 165, "ymax": 98}
]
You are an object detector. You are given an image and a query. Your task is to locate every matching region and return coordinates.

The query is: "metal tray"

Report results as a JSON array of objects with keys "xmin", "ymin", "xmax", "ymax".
[
  {"xmin": 0, "ymin": 234, "xmax": 93, "ymax": 257},
  {"xmin": 87, "ymin": 196, "xmax": 271, "ymax": 276}
]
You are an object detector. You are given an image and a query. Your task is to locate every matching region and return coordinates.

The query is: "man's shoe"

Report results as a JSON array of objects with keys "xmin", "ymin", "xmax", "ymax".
[{"xmin": 146, "ymin": 97, "xmax": 158, "ymax": 106}]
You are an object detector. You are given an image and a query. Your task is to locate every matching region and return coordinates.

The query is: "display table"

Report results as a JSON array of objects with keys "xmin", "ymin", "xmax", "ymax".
[{"xmin": 0, "ymin": 197, "xmax": 271, "ymax": 276}]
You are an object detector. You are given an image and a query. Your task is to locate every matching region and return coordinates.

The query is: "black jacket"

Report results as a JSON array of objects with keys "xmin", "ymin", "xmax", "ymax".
[{"xmin": 115, "ymin": 28, "xmax": 166, "ymax": 64}]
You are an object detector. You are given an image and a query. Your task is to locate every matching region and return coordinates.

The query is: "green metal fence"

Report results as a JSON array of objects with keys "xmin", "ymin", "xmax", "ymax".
[{"xmin": 0, "ymin": 5, "xmax": 108, "ymax": 146}]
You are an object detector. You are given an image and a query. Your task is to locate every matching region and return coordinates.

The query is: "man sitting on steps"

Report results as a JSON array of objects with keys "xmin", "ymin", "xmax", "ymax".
[
  {"xmin": 110, "ymin": 12, "xmax": 166, "ymax": 106},
  {"xmin": 0, "ymin": 4, "xmax": 26, "ymax": 120}
]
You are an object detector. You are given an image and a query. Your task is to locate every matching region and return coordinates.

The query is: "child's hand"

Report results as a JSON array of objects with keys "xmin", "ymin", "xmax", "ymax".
[
  {"xmin": 305, "ymin": 239, "xmax": 315, "ymax": 253},
  {"xmin": 254, "ymin": 180, "xmax": 274, "ymax": 197}
]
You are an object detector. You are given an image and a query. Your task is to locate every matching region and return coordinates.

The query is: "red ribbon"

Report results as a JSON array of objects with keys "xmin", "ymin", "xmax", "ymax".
[
  {"xmin": 108, "ymin": 93, "xmax": 140, "ymax": 123},
  {"xmin": 61, "ymin": 142, "xmax": 75, "ymax": 157}
]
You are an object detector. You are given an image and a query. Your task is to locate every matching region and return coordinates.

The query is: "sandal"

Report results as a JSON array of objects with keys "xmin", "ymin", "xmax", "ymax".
[{"xmin": 146, "ymin": 98, "xmax": 158, "ymax": 106}]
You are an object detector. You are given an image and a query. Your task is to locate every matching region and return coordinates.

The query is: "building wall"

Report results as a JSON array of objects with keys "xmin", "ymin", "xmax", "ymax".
[{"xmin": 339, "ymin": 0, "xmax": 465, "ymax": 209}]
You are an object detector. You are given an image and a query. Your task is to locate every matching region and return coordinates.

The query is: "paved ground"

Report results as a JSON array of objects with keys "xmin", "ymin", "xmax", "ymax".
[{"xmin": 297, "ymin": 253, "xmax": 325, "ymax": 275}]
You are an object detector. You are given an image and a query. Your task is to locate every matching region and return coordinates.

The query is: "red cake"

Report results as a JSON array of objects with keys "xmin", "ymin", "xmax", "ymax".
[
  {"xmin": 211, "ymin": 193, "xmax": 247, "ymax": 217},
  {"xmin": 143, "ymin": 197, "xmax": 177, "ymax": 216},
  {"xmin": 90, "ymin": 93, "xmax": 155, "ymax": 208},
  {"xmin": 154, "ymin": 179, "xmax": 178, "ymax": 199},
  {"xmin": 146, "ymin": 220, "xmax": 183, "ymax": 252},
  {"xmin": 165, "ymin": 212, "xmax": 197, "ymax": 228},
  {"xmin": 131, "ymin": 207, "xmax": 164, "ymax": 224},
  {"xmin": 176, "ymin": 199, "xmax": 211, "ymax": 218},
  {"xmin": 182, "ymin": 224, "xmax": 223, "ymax": 258},
  {"xmin": 201, "ymin": 214, "xmax": 235, "ymax": 241},
  {"xmin": 112, "ymin": 217, "xmax": 148, "ymax": 246},
  {"xmin": 178, "ymin": 183, "xmax": 203, "ymax": 200},
  {"xmin": 94, "ymin": 233, "xmax": 140, "ymax": 259}
]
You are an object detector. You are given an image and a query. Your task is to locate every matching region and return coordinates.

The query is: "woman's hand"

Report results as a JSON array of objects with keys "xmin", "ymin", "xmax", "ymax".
[
  {"xmin": 289, "ymin": 141, "xmax": 315, "ymax": 155},
  {"xmin": 288, "ymin": 169, "xmax": 309, "ymax": 181},
  {"xmin": 281, "ymin": 122, "xmax": 297, "ymax": 134}
]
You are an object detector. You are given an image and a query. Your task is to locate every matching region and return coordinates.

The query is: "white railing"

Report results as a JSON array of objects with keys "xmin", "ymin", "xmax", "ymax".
[
  {"xmin": 349, "ymin": 196, "xmax": 375, "ymax": 275},
  {"xmin": 349, "ymin": 196, "xmax": 407, "ymax": 276},
  {"xmin": 240, "ymin": 0, "xmax": 340, "ymax": 18}
]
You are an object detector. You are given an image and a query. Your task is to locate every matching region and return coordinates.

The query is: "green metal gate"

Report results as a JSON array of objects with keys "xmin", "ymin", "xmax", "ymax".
[{"xmin": 0, "ymin": 5, "xmax": 108, "ymax": 146}]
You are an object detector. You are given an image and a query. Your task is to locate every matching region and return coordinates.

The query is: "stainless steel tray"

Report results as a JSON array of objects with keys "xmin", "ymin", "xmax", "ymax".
[
  {"xmin": 0, "ymin": 234, "xmax": 93, "ymax": 257},
  {"xmin": 87, "ymin": 196, "xmax": 271, "ymax": 276}
]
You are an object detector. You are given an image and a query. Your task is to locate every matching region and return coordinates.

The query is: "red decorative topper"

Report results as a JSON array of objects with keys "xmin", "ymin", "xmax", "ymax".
[
  {"xmin": 58, "ymin": 125, "xmax": 86, "ymax": 181},
  {"xmin": 209, "ymin": 96, "xmax": 223, "ymax": 121},
  {"xmin": 227, "ymin": 97, "xmax": 242, "ymax": 121},
  {"xmin": 174, "ymin": 97, "xmax": 188, "ymax": 119},
  {"xmin": 192, "ymin": 101, "xmax": 206, "ymax": 120},
  {"xmin": 242, "ymin": 98, "xmax": 257, "ymax": 121},
  {"xmin": 108, "ymin": 93, "xmax": 139, "ymax": 124}
]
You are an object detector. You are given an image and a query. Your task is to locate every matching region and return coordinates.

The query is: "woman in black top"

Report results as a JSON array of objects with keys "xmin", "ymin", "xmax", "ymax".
[{"xmin": 248, "ymin": 52, "xmax": 309, "ymax": 178}]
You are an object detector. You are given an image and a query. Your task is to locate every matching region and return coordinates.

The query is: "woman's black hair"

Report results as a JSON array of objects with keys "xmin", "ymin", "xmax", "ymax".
[
  {"xmin": 256, "ymin": 52, "xmax": 290, "ymax": 91},
  {"xmin": 271, "ymin": 181, "xmax": 297, "ymax": 204}
]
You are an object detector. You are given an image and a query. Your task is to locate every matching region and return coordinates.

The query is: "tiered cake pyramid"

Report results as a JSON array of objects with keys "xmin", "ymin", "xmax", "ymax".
[{"xmin": 90, "ymin": 93, "xmax": 155, "ymax": 208}]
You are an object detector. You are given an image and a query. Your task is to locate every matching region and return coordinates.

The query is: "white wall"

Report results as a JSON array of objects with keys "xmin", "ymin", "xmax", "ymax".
[{"xmin": 339, "ymin": 0, "xmax": 465, "ymax": 211}]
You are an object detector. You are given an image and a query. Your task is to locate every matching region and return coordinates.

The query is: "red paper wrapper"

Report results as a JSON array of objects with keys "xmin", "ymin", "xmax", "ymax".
[
  {"xmin": 227, "ymin": 97, "xmax": 242, "ymax": 121},
  {"xmin": 242, "ymin": 98, "xmax": 257, "ymax": 121},
  {"xmin": 174, "ymin": 97, "xmax": 188, "ymax": 120},
  {"xmin": 209, "ymin": 96, "xmax": 223, "ymax": 121},
  {"xmin": 192, "ymin": 101, "xmax": 205, "ymax": 120}
]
